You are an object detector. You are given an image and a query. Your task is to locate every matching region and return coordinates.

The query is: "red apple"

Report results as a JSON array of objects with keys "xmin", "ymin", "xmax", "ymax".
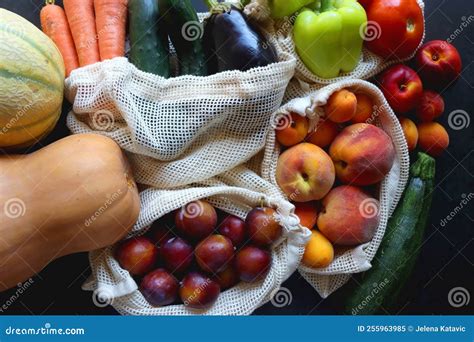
[
  {"xmin": 415, "ymin": 90, "xmax": 445, "ymax": 122},
  {"xmin": 378, "ymin": 64, "xmax": 423, "ymax": 114},
  {"xmin": 415, "ymin": 40, "xmax": 462, "ymax": 89}
]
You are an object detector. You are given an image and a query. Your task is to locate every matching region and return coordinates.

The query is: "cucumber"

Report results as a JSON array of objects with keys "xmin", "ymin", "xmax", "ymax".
[
  {"xmin": 159, "ymin": 0, "xmax": 207, "ymax": 76},
  {"xmin": 129, "ymin": 0, "xmax": 170, "ymax": 77},
  {"xmin": 345, "ymin": 152, "xmax": 436, "ymax": 315}
]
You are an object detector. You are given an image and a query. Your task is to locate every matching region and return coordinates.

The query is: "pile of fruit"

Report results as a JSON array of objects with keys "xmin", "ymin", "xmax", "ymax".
[
  {"xmin": 273, "ymin": 89, "xmax": 395, "ymax": 267},
  {"xmin": 115, "ymin": 200, "xmax": 283, "ymax": 308}
]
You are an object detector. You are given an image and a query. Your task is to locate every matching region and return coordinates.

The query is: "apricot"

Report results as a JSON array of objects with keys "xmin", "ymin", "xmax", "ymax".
[
  {"xmin": 325, "ymin": 89, "xmax": 357, "ymax": 123},
  {"xmin": 399, "ymin": 117, "xmax": 419, "ymax": 151},
  {"xmin": 275, "ymin": 112, "xmax": 309, "ymax": 147},
  {"xmin": 352, "ymin": 93, "xmax": 375, "ymax": 123},
  {"xmin": 294, "ymin": 202, "xmax": 318, "ymax": 229},
  {"xmin": 417, "ymin": 122, "xmax": 450, "ymax": 157},
  {"xmin": 302, "ymin": 230, "xmax": 334, "ymax": 268},
  {"xmin": 306, "ymin": 119, "xmax": 340, "ymax": 148},
  {"xmin": 329, "ymin": 124, "xmax": 395, "ymax": 186}
]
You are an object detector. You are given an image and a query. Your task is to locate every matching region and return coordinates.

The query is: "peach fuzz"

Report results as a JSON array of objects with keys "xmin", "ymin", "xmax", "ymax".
[
  {"xmin": 399, "ymin": 117, "xmax": 419, "ymax": 151},
  {"xmin": 417, "ymin": 122, "xmax": 450, "ymax": 157},
  {"xmin": 294, "ymin": 202, "xmax": 318, "ymax": 230},
  {"xmin": 325, "ymin": 89, "xmax": 357, "ymax": 123},
  {"xmin": 317, "ymin": 185, "xmax": 379, "ymax": 246},
  {"xmin": 302, "ymin": 230, "xmax": 334, "ymax": 268},
  {"xmin": 352, "ymin": 93, "xmax": 375, "ymax": 123},
  {"xmin": 306, "ymin": 119, "xmax": 340, "ymax": 148},
  {"xmin": 276, "ymin": 112, "xmax": 309, "ymax": 147},
  {"xmin": 276, "ymin": 143, "xmax": 335, "ymax": 202},
  {"xmin": 329, "ymin": 123, "xmax": 395, "ymax": 186}
]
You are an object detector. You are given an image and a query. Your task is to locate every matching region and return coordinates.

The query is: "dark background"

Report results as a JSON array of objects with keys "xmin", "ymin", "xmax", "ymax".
[{"xmin": 0, "ymin": 0, "xmax": 472, "ymax": 315}]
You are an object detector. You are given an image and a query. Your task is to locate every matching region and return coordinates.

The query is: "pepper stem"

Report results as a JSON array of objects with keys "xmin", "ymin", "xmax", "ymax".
[{"xmin": 320, "ymin": 0, "xmax": 334, "ymax": 12}]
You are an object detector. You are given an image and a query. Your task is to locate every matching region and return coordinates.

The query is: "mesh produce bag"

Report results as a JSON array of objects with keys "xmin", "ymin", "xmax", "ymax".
[
  {"xmin": 261, "ymin": 79, "xmax": 410, "ymax": 297},
  {"xmin": 82, "ymin": 166, "xmax": 311, "ymax": 315},
  {"xmin": 65, "ymin": 30, "xmax": 295, "ymax": 188},
  {"xmin": 245, "ymin": 0, "xmax": 425, "ymax": 89}
]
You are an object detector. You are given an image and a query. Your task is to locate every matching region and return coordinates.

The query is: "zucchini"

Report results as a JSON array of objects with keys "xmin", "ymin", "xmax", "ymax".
[
  {"xmin": 129, "ymin": 0, "xmax": 170, "ymax": 76},
  {"xmin": 159, "ymin": 0, "xmax": 207, "ymax": 76},
  {"xmin": 345, "ymin": 152, "xmax": 436, "ymax": 315}
]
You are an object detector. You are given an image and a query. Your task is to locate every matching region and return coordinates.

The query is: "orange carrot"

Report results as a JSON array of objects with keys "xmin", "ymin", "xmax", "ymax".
[
  {"xmin": 40, "ymin": 0, "xmax": 79, "ymax": 76},
  {"xmin": 63, "ymin": 0, "xmax": 100, "ymax": 67},
  {"xmin": 94, "ymin": 0, "xmax": 128, "ymax": 61}
]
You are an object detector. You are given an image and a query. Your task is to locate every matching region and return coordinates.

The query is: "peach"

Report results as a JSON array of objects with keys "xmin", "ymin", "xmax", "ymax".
[
  {"xmin": 325, "ymin": 89, "xmax": 357, "ymax": 123},
  {"xmin": 276, "ymin": 143, "xmax": 335, "ymax": 202},
  {"xmin": 417, "ymin": 122, "xmax": 450, "ymax": 157},
  {"xmin": 302, "ymin": 230, "xmax": 334, "ymax": 268},
  {"xmin": 306, "ymin": 119, "xmax": 340, "ymax": 148},
  {"xmin": 276, "ymin": 112, "xmax": 309, "ymax": 147},
  {"xmin": 329, "ymin": 124, "xmax": 395, "ymax": 186},
  {"xmin": 399, "ymin": 117, "xmax": 419, "ymax": 151},
  {"xmin": 352, "ymin": 93, "xmax": 374, "ymax": 123},
  {"xmin": 294, "ymin": 202, "xmax": 318, "ymax": 229},
  {"xmin": 317, "ymin": 186, "xmax": 379, "ymax": 246},
  {"xmin": 415, "ymin": 90, "xmax": 445, "ymax": 122}
]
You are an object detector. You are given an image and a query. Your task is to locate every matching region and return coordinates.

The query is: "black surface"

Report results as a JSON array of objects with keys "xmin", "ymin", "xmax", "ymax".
[{"xmin": 0, "ymin": 0, "xmax": 472, "ymax": 315}]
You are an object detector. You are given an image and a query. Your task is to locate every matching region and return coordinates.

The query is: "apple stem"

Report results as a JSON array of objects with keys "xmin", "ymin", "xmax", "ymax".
[{"xmin": 259, "ymin": 196, "xmax": 265, "ymax": 208}]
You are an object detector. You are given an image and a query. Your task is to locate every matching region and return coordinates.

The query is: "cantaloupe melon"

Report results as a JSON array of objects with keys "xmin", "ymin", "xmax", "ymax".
[{"xmin": 0, "ymin": 9, "xmax": 65, "ymax": 149}]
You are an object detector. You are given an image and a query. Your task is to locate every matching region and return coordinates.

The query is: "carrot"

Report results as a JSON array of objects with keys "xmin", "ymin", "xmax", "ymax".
[
  {"xmin": 63, "ymin": 0, "xmax": 100, "ymax": 66},
  {"xmin": 94, "ymin": 0, "xmax": 128, "ymax": 61},
  {"xmin": 40, "ymin": 0, "xmax": 79, "ymax": 76}
]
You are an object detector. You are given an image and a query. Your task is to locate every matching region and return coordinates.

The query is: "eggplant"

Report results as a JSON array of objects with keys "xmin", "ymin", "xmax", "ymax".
[{"xmin": 203, "ymin": 5, "xmax": 278, "ymax": 74}]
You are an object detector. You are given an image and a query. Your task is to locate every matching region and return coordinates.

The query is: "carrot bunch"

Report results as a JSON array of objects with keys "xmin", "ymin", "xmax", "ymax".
[{"xmin": 40, "ymin": 0, "xmax": 128, "ymax": 77}]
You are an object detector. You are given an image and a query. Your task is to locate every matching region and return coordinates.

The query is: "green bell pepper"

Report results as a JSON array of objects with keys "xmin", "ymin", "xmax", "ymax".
[
  {"xmin": 293, "ymin": 0, "xmax": 367, "ymax": 78},
  {"xmin": 269, "ymin": 0, "xmax": 315, "ymax": 19}
]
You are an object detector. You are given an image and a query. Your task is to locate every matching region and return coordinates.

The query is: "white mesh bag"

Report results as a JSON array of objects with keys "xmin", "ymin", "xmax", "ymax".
[
  {"xmin": 261, "ymin": 79, "xmax": 410, "ymax": 297},
  {"xmin": 65, "ymin": 27, "xmax": 296, "ymax": 188},
  {"xmin": 82, "ymin": 165, "xmax": 311, "ymax": 315},
  {"xmin": 245, "ymin": 0, "xmax": 425, "ymax": 89}
]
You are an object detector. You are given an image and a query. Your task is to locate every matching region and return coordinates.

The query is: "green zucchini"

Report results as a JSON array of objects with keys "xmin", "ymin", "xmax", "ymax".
[
  {"xmin": 345, "ymin": 152, "xmax": 436, "ymax": 315},
  {"xmin": 159, "ymin": 0, "xmax": 207, "ymax": 76},
  {"xmin": 129, "ymin": 0, "xmax": 170, "ymax": 77}
]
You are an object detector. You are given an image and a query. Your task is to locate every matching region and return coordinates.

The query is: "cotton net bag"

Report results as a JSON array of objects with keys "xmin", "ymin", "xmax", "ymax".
[
  {"xmin": 260, "ymin": 79, "xmax": 410, "ymax": 297},
  {"xmin": 243, "ymin": 0, "xmax": 425, "ymax": 89},
  {"xmin": 65, "ymin": 20, "xmax": 296, "ymax": 189},
  {"xmin": 82, "ymin": 165, "xmax": 311, "ymax": 315}
]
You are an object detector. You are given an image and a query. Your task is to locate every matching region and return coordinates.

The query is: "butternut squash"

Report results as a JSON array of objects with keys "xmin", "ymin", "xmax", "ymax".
[{"xmin": 0, "ymin": 134, "xmax": 140, "ymax": 291}]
